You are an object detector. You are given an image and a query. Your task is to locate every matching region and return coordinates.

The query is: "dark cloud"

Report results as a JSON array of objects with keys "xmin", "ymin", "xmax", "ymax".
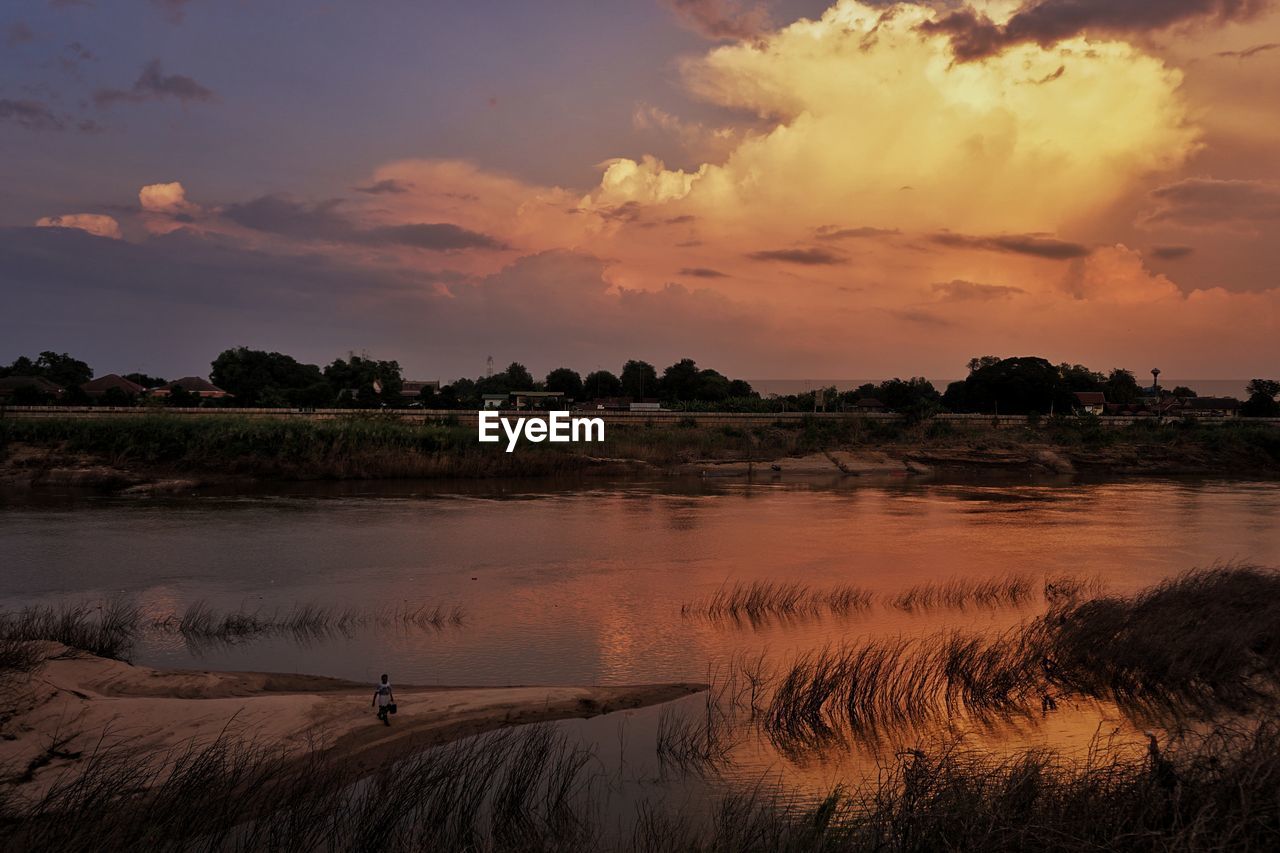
[
  {"xmin": 1149, "ymin": 245, "xmax": 1195, "ymax": 260},
  {"xmin": 6, "ymin": 21, "xmax": 35, "ymax": 46},
  {"xmin": 0, "ymin": 227, "xmax": 819, "ymax": 380},
  {"xmin": 814, "ymin": 225, "xmax": 900, "ymax": 241},
  {"xmin": 930, "ymin": 231, "xmax": 1090, "ymax": 259},
  {"xmin": 665, "ymin": 214, "xmax": 697, "ymax": 225},
  {"xmin": 679, "ymin": 267, "xmax": 729, "ymax": 278},
  {"xmin": 224, "ymin": 195, "xmax": 351, "ymax": 240},
  {"xmin": 363, "ymin": 223, "xmax": 506, "ymax": 251},
  {"xmin": 224, "ymin": 194, "xmax": 506, "ymax": 251},
  {"xmin": 0, "ymin": 98, "xmax": 64, "ymax": 131},
  {"xmin": 1216, "ymin": 41, "xmax": 1280, "ymax": 58},
  {"xmin": 94, "ymin": 59, "xmax": 216, "ymax": 107},
  {"xmin": 1034, "ymin": 65, "xmax": 1065, "ymax": 83},
  {"xmin": 1145, "ymin": 178, "xmax": 1280, "ymax": 228},
  {"xmin": 921, "ymin": 0, "xmax": 1271, "ymax": 61},
  {"xmin": 354, "ymin": 179, "xmax": 413, "ymax": 195},
  {"xmin": 931, "ymin": 279, "xmax": 1026, "ymax": 301},
  {"xmin": 747, "ymin": 247, "xmax": 845, "ymax": 265},
  {"xmin": 664, "ymin": 0, "xmax": 771, "ymax": 41},
  {"xmin": 151, "ymin": 0, "xmax": 192, "ymax": 24},
  {"xmin": 884, "ymin": 308, "xmax": 953, "ymax": 327}
]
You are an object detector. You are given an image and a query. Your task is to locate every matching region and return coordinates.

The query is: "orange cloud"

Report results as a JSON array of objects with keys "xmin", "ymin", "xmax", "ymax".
[{"xmin": 34, "ymin": 213, "xmax": 121, "ymax": 239}]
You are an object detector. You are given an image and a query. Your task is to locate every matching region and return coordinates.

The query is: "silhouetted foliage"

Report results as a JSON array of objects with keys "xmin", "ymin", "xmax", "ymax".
[
  {"xmin": 621, "ymin": 360, "xmax": 658, "ymax": 398},
  {"xmin": 211, "ymin": 347, "xmax": 328, "ymax": 407},
  {"xmin": 0, "ymin": 351, "xmax": 92, "ymax": 387},
  {"xmin": 583, "ymin": 370, "xmax": 623, "ymax": 399},
  {"xmin": 324, "ymin": 356, "xmax": 403, "ymax": 407},
  {"xmin": 123, "ymin": 372, "xmax": 167, "ymax": 389},
  {"xmin": 943, "ymin": 356, "xmax": 1077, "ymax": 415},
  {"xmin": 1242, "ymin": 379, "xmax": 1280, "ymax": 417},
  {"xmin": 544, "ymin": 368, "xmax": 583, "ymax": 399}
]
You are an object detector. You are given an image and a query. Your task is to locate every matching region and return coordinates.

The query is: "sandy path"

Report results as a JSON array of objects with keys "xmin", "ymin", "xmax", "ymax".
[{"xmin": 0, "ymin": 644, "xmax": 704, "ymax": 798}]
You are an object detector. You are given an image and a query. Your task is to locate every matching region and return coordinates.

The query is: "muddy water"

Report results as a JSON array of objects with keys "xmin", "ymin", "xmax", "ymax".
[{"xmin": 3, "ymin": 475, "xmax": 1278, "ymax": 800}]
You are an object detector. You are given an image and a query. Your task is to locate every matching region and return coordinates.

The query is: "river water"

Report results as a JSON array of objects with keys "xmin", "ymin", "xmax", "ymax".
[{"xmin": 3, "ymin": 474, "xmax": 1278, "ymax": 805}]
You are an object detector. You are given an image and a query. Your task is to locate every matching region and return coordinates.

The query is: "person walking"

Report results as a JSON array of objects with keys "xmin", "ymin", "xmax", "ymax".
[{"xmin": 372, "ymin": 673, "xmax": 395, "ymax": 725}]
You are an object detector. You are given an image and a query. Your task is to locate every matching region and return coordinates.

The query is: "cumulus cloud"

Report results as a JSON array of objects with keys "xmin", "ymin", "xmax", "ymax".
[
  {"xmin": 1062, "ymin": 245, "xmax": 1181, "ymax": 304},
  {"xmin": 921, "ymin": 0, "xmax": 1272, "ymax": 61},
  {"xmin": 631, "ymin": 102, "xmax": 743, "ymax": 160},
  {"xmin": 34, "ymin": 213, "xmax": 121, "ymax": 239},
  {"xmin": 1144, "ymin": 178, "xmax": 1280, "ymax": 230},
  {"xmin": 137, "ymin": 181, "xmax": 205, "ymax": 234},
  {"xmin": 94, "ymin": 59, "xmax": 216, "ymax": 107},
  {"xmin": 664, "ymin": 0, "xmax": 772, "ymax": 41},
  {"xmin": 140, "ymin": 181, "xmax": 200, "ymax": 216},
  {"xmin": 646, "ymin": 1, "xmax": 1196, "ymax": 239},
  {"xmin": 931, "ymin": 232, "xmax": 1091, "ymax": 259}
]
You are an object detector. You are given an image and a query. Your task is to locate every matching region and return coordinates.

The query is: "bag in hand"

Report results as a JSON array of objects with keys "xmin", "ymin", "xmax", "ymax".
[{"xmin": 388, "ymin": 703, "xmax": 397, "ymax": 715}]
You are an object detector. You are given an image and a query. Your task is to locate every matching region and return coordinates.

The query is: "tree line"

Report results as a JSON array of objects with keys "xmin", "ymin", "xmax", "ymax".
[{"xmin": 2, "ymin": 349, "xmax": 1277, "ymax": 417}]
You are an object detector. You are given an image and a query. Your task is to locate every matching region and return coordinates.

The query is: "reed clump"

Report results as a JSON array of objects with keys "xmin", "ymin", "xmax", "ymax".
[
  {"xmin": 765, "ymin": 564, "xmax": 1280, "ymax": 747},
  {"xmin": 682, "ymin": 581, "xmax": 873, "ymax": 624},
  {"xmin": 889, "ymin": 573, "xmax": 1035, "ymax": 612},
  {"xmin": 0, "ymin": 601, "xmax": 141, "ymax": 663},
  {"xmin": 153, "ymin": 600, "xmax": 466, "ymax": 643}
]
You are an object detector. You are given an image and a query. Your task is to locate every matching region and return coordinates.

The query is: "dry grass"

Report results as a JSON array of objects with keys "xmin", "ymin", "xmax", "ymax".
[
  {"xmin": 153, "ymin": 600, "xmax": 465, "ymax": 644},
  {"xmin": 889, "ymin": 573, "xmax": 1036, "ymax": 612},
  {"xmin": 682, "ymin": 581, "xmax": 874, "ymax": 624},
  {"xmin": 7, "ymin": 710, "xmax": 1280, "ymax": 851},
  {"xmin": 0, "ymin": 601, "xmax": 141, "ymax": 664},
  {"xmin": 763, "ymin": 564, "xmax": 1280, "ymax": 749}
]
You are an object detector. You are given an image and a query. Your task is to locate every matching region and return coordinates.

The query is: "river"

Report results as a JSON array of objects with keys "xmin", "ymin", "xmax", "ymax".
[{"xmin": 3, "ymin": 474, "xmax": 1276, "ymax": 684}]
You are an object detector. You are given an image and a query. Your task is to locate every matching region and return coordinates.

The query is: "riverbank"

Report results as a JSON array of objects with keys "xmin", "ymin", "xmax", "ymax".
[
  {"xmin": 1, "ymin": 414, "xmax": 1277, "ymax": 493},
  {"xmin": 0, "ymin": 643, "xmax": 702, "ymax": 802}
]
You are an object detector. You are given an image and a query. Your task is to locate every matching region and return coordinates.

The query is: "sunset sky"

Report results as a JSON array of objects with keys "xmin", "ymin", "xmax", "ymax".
[{"xmin": 2, "ymin": 0, "xmax": 1277, "ymax": 381}]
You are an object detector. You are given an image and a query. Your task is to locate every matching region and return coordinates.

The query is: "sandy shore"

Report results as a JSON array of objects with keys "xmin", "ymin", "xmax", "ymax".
[{"xmin": 0, "ymin": 643, "xmax": 703, "ymax": 799}]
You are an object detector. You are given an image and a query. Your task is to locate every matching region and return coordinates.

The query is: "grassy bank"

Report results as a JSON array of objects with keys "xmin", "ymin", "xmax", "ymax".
[{"xmin": 1, "ymin": 413, "xmax": 1278, "ymax": 484}]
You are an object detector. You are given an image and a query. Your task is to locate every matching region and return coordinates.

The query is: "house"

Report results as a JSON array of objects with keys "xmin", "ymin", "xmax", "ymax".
[
  {"xmin": 1180, "ymin": 396, "xmax": 1241, "ymax": 418},
  {"xmin": 400, "ymin": 380, "xmax": 440, "ymax": 401},
  {"xmin": 851, "ymin": 396, "xmax": 887, "ymax": 413},
  {"xmin": 1073, "ymin": 391, "xmax": 1106, "ymax": 416},
  {"xmin": 80, "ymin": 374, "xmax": 145, "ymax": 399},
  {"xmin": 580, "ymin": 397, "xmax": 631, "ymax": 411},
  {"xmin": 511, "ymin": 390, "xmax": 569, "ymax": 410},
  {"xmin": 148, "ymin": 377, "xmax": 230, "ymax": 399},
  {"xmin": 0, "ymin": 376, "xmax": 64, "ymax": 400},
  {"xmin": 481, "ymin": 394, "xmax": 507, "ymax": 410}
]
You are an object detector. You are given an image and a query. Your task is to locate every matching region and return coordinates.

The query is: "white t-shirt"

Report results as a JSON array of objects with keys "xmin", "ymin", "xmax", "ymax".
[{"xmin": 375, "ymin": 681, "xmax": 392, "ymax": 706}]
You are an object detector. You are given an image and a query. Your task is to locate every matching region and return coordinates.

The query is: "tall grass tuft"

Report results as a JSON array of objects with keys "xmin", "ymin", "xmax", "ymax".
[
  {"xmin": 889, "ymin": 573, "xmax": 1035, "ymax": 612},
  {"xmin": 682, "ymin": 581, "xmax": 873, "ymax": 624},
  {"xmin": 0, "ymin": 601, "xmax": 141, "ymax": 662},
  {"xmin": 153, "ymin": 600, "xmax": 466, "ymax": 644}
]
